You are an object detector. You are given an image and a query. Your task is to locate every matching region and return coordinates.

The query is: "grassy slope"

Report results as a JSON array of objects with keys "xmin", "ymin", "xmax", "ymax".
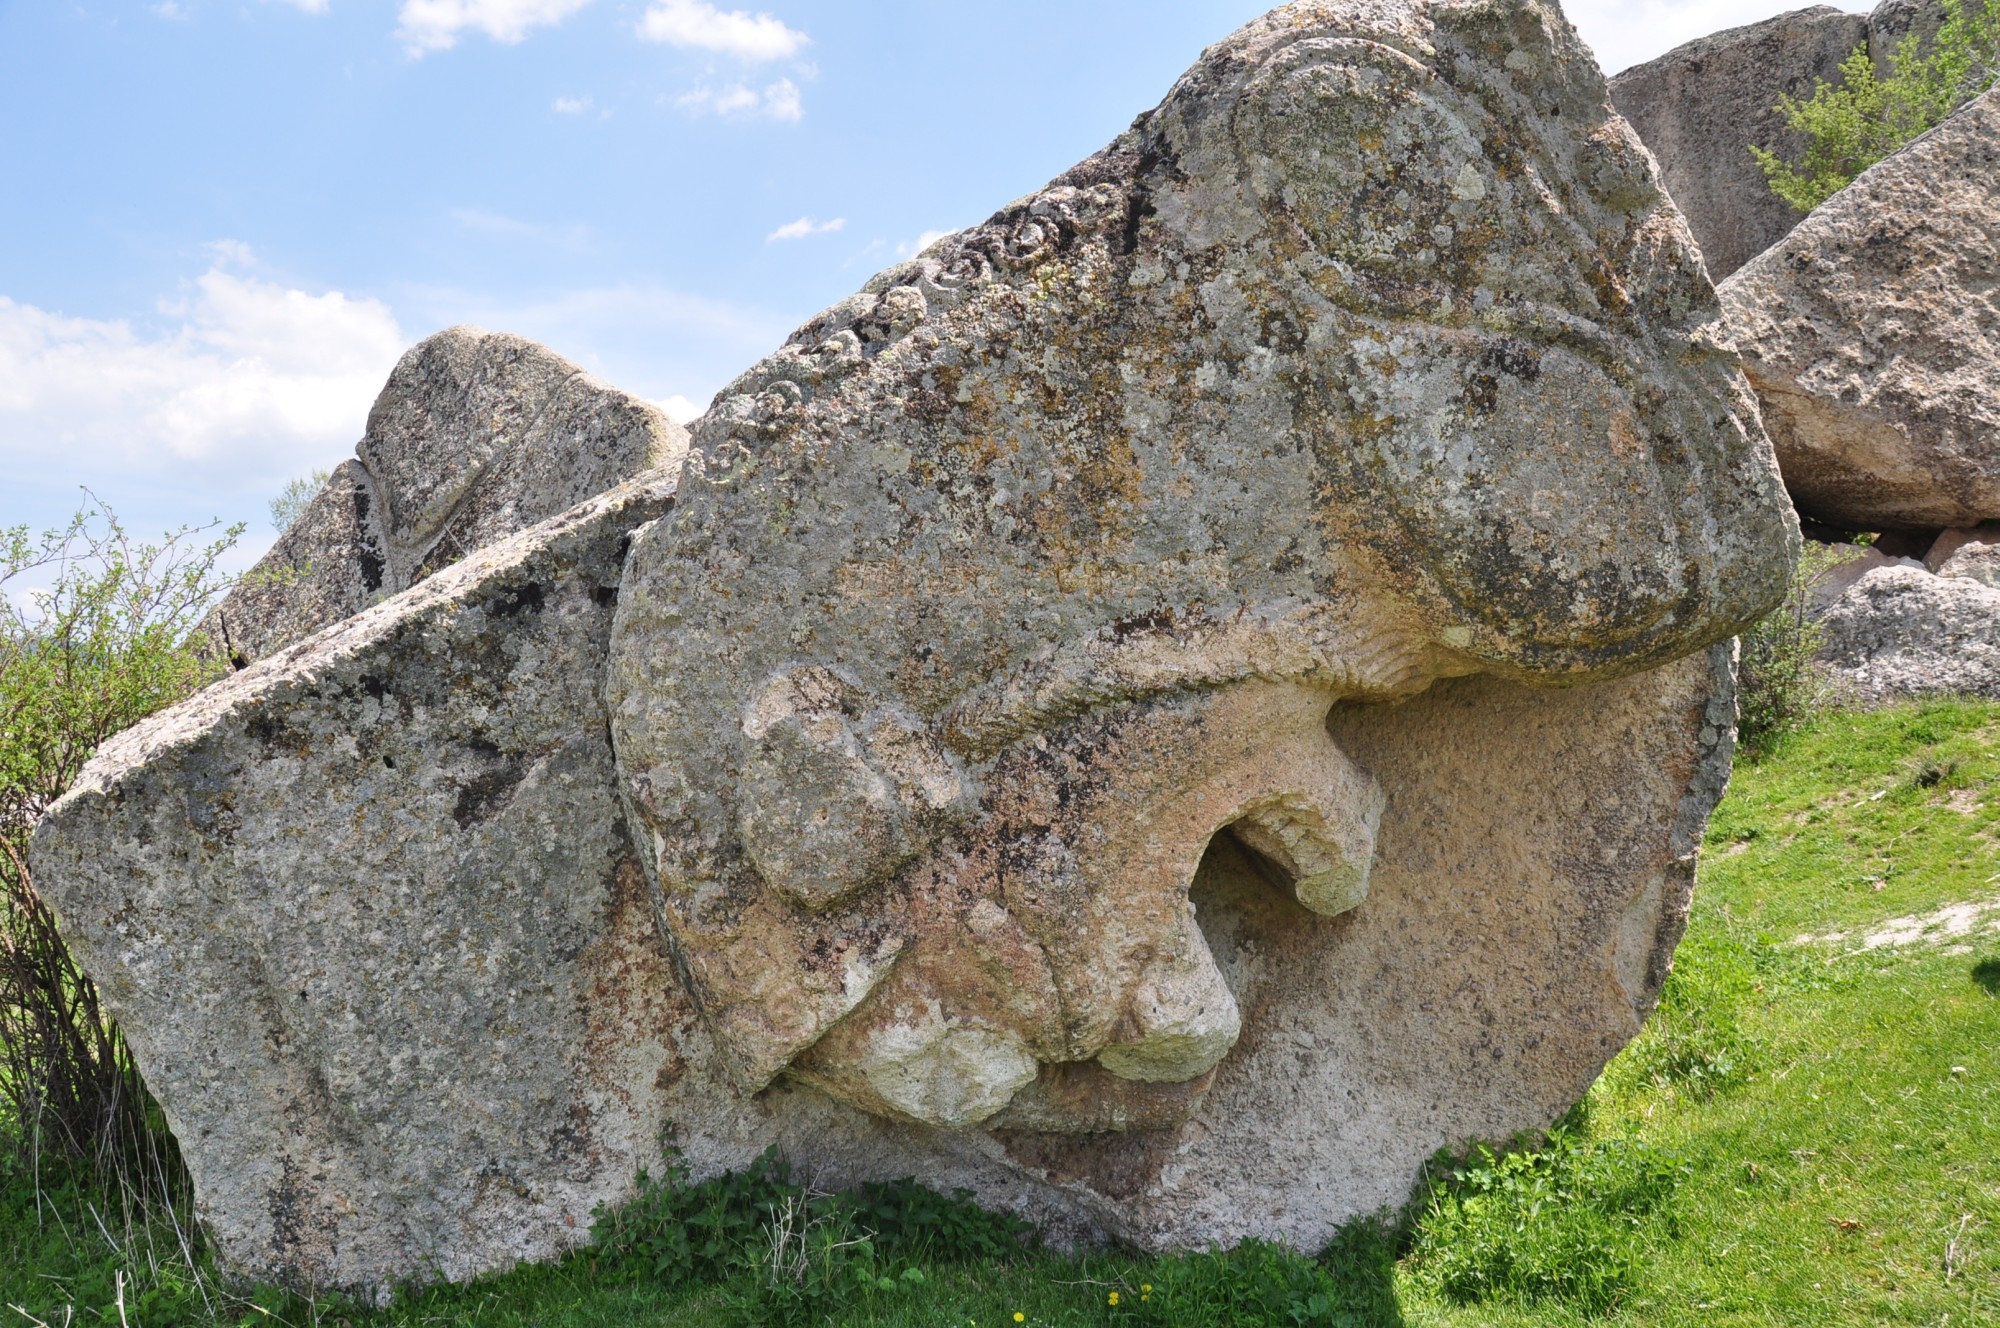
[{"xmin": 5, "ymin": 700, "xmax": 1999, "ymax": 1327}]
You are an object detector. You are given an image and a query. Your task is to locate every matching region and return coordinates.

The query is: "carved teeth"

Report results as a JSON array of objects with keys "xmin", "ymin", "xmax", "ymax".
[{"xmin": 1229, "ymin": 787, "xmax": 1385, "ymax": 918}]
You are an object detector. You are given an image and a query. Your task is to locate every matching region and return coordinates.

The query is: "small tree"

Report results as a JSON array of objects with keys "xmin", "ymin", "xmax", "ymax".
[
  {"xmin": 1752, "ymin": 0, "xmax": 1999, "ymax": 212},
  {"xmin": 0, "ymin": 498, "xmax": 239, "ymax": 1189},
  {"xmin": 1735, "ymin": 542, "xmax": 1861, "ymax": 754},
  {"xmin": 268, "ymin": 467, "xmax": 331, "ymax": 534}
]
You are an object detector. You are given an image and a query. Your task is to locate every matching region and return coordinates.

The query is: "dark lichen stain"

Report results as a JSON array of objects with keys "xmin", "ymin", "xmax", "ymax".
[
  {"xmin": 351, "ymin": 483, "xmax": 386, "ymax": 593},
  {"xmin": 452, "ymin": 751, "xmax": 528, "ymax": 829},
  {"xmin": 490, "ymin": 581, "xmax": 547, "ymax": 617}
]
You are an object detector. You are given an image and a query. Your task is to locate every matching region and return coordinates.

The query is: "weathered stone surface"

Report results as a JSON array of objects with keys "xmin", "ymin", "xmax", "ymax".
[
  {"xmin": 1608, "ymin": 6, "xmax": 1870, "ymax": 280},
  {"xmin": 1926, "ymin": 522, "xmax": 2000, "ymax": 588},
  {"xmin": 1868, "ymin": 0, "xmax": 1968, "ymax": 70},
  {"xmin": 1816, "ymin": 562, "xmax": 2000, "ymax": 701},
  {"xmin": 200, "ymin": 327, "xmax": 687, "ymax": 666},
  {"xmin": 203, "ymin": 460, "xmax": 389, "ymax": 666},
  {"xmin": 606, "ymin": 0, "xmax": 1792, "ymax": 1149},
  {"xmin": 1718, "ymin": 89, "xmax": 2000, "ymax": 530},
  {"xmin": 34, "ymin": 476, "xmax": 681, "ymax": 1289},
  {"xmin": 33, "ymin": 0, "xmax": 1799, "ymax": 1295}
]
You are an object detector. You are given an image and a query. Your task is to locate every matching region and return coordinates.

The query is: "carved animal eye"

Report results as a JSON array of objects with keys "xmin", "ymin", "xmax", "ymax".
[{"xmin": 1237, "ymin": 41, "xmax": 1494, "ymax": 283}]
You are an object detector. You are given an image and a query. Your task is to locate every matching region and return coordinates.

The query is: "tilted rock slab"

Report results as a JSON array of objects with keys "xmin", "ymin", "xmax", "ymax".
[
  {"xmin": 1609, "ymin": 5, "xmax": 1871, "ymax": 280},
  {"xmin": 34, "ymin": 0, "xmax": 1797, "ymax": 1294},
  {"xmin": 202, "ymin": 327, "xmax": 686, "ymax": 666},
  {"xmin": 1719, "ymin": 89, "xmax": 2000, "ymax": 531},
  {"xmin": 33, "ymin": 477, "xmax": 684, "ymax": 1287},
  {"xmin": 1817, "ymin": 561, "xmax": 2000, "ymax": 702}
]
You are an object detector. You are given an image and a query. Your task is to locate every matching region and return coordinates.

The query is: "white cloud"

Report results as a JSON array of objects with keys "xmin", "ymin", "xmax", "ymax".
[
  {"xmin": 153, "ymin": 3, "xmax": 190, "ymax": 19},
  {"xmin": 1566, "ymin": 0, "xmax": 1871, "ymax": 76},
  {"xmin": 636, "ymin": 0, "xmax": 806, "ymax": 61},
  {"xmin": 677, "ymin": 76, "xmax": 803, "ymax": 121},
  {"xmin": 656, "ymin": 394, "xmax": 704, "ymax": 424},
  {"xmin": 895, "ymin": 229, "xmax": 953, "ymax": 259},
  {"xmin": 269, "ymin": 0, "xmax": 331, "ymax": 12},
  {"xmin": 395, "ymin": 0, "xmax": 593, "ymax": 55},
  {"xmin": 766, "ymin": 216, "xmax": 845, "ymax": 243},
  {"xmin": 553, "ymin": 94, "xmax": 594, "ymax": 114},
  {"xmin": 0, "ymin": 256, "xmax": 404, "ymax": 490}
]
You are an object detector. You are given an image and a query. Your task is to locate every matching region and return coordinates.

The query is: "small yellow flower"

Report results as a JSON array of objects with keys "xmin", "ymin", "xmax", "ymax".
[
  {"xmin": 1014, "ymin": 1315, "xmax": 1026, "ymax": 1324},
  {"xmin": 1141, "ymin": 1284, "xmax": 1152, "ymax": 1293},
  {"xmin": 1108, "ymin": 1291, "xmax": 1120, "ymax": 1306}
]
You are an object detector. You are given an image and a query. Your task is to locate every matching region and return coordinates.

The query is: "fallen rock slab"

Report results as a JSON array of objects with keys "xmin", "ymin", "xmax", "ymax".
[
  {"xmin": 1609, "ymin": 6, "xmax": 1870, "ymax": 280},
  {"xmin": 33, "ymin": 476, "xmax": 682, "ymax": 1288},
  {"xmin": 1719, "ymin": 88, "xmax": 2000, "ymax": 530},
  {"xmin": 201, "ymin": 328, "xmax": 686, "ymax": 666}
]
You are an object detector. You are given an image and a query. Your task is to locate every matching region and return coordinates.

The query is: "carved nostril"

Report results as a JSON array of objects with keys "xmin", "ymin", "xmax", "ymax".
[{"xmin": 1096, "ymin": 930, "xmax": 1242, "ymax": 1084}]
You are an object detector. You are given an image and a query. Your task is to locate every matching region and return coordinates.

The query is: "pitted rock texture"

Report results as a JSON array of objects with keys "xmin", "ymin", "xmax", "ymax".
[
  {"xmin": 201, "ymin": 327, "xmax": 686, "ymax": 666},
  {"xmin": 1608, "ymin": 6, "xmax": 1871, "ymax": 280},
  {"xmin": 1817, "ymin": 562, "xmax": 2000, "ymax": 702},
  {"xmin": 34, "ymin": 476, "xmax": 681, "ymax": 1290},
  {"xmin": 1928, "ymin": 523, "xmax": 2000, "ymax": 588},
  {"xmin": 33, "ymin": 0, "xmax": 1798, "ymax": 1295},
  {"xmin": 607, "ymin": 0, "xmax": 1793, "ymax": 1138},
  {"xmin": 1718, "ymin": 89, "xmax": 2000, "ymax": 531}
]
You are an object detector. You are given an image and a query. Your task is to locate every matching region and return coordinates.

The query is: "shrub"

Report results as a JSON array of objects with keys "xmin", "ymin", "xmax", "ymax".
[
  {"xmin": 267, "ymin": 467, "xmax": 330, "ymax": 534},
  {"xmin": 1752, "ymin": 0, "xmax": 1999, "ymax": 211},
  {"xmin": 1, "ymin": 499, "xmax": 238, "ymax": 1188},
  {"xmin": 1736, "ymin": 540, "xmax": 1858, "ymax": 754},
  {"xmin": 1407, "ymin": 1130, "xmax": 1689, "ymax": 1313}
]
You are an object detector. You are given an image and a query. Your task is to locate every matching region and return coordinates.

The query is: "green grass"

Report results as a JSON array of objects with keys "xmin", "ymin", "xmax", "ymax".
[{"xmin": 7, "ymin": 699, "xmax": 2000, "ymax": 1326}]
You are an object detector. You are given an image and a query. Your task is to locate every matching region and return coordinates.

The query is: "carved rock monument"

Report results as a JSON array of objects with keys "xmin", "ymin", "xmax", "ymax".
[{"xmin": 32, "ymin": 0, "xmax": 1798, "ymax": 1294}]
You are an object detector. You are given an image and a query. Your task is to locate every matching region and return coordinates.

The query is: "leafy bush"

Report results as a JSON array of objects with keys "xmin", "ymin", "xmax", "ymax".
[
  {"xmin": 1, "ymin": 500, "xmax": 237, "ymax": 1185},
  {"xmin": 1407, "ymin": 1130, "xmax": 1689, "ymax": 1313},
  {"xmin": 1736, "ymin": 540, "xmax": 1858, "ymax": 754},
  {"xmin": 1753, "ymin": 0, "xmax": 1999, "ymax": 211},
  {"xmin": 267, "ymin": 467, "xmax": 330, "ymax": 534}
]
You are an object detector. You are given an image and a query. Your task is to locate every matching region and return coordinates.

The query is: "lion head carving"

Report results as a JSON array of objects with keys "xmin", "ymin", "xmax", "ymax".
[{"xmin": 605, "ymin": 0, "xmax": 1795, "ymax": 1133}]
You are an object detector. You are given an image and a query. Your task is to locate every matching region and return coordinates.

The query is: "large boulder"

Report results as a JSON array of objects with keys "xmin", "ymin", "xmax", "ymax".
[
  {"xmin": 201, "ymin": 328, "xmax": 686, "ymax": 666},
  {"xmin": 1608, "ymin": 6, "xmax": 1870, "ymax": 280},
  {"xmin": 1718, "ymin": 88, "xmax": 2000, "ymax": 531},
  {"xmin": 1817, "ymin": 562, "xmax": 2000, "ymax": 702},
  {"xmin": 32, "ymin": 0, "xmax": 1797, "ymax": 1295}
]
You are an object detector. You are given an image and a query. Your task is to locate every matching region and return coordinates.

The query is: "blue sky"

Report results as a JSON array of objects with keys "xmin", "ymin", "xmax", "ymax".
[{"xmin": 0, "ymin": 0, "xmax": 1873, "ymax": 570}]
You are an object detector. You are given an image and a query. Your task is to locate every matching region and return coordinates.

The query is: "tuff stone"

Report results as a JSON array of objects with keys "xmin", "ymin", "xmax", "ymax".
[
  {"xmin": 33, "ymin": 476, "xmax": 681, "ymax": 1290},
  {"xmin": 1928, "ymin": 523, "xmax": 2000, "ymax": 588},
  {"xmin": 1608, "ymin": 6, "xmax": 1871, "ymax": 280},
  {"xmin": 33, "ymin": 0, "xmax": 1797, "ymax": 1297},
  {"xmin": 200, "ymin": 327, "xmax": 687, "ymax": 665},
  {"xmin": 1717, "ymin": 88, "xmax": 2000, "ymax": 530},
  {"xmin": 1816, "ymin": 561, "xmax": 2000, "ymax": 702}
]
